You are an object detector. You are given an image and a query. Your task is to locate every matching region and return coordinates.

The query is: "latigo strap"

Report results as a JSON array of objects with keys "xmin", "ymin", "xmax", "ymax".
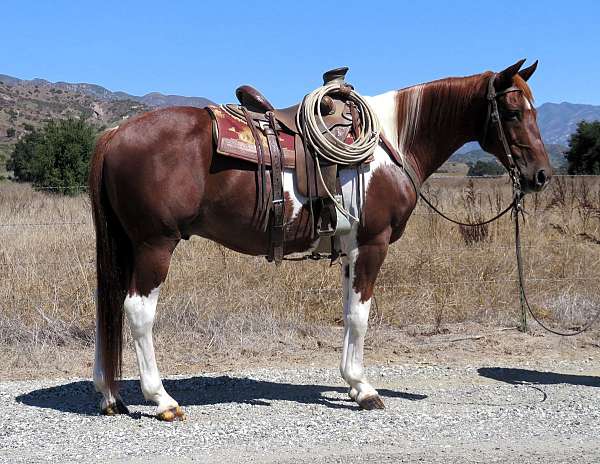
[{"xmin": 265, "ymin": 111, "xmax": 285, "ymax": 264}]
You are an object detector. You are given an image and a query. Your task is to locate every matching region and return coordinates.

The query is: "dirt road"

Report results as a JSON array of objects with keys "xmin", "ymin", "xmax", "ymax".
[{"xmin": 2, "ymin": 354, "xmax": 600, "ymax": 463}]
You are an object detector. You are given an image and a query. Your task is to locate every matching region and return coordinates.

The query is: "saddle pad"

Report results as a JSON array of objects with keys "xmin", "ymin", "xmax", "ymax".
[{"xmin": 206, "ymin": 105, "xmax": 296, "ymax": 168}]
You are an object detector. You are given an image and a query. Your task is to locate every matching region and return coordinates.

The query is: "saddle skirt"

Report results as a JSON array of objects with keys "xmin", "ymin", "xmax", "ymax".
[{"xmin": 206, "ymin": 104, "xmax": 297, "ymax": 168}]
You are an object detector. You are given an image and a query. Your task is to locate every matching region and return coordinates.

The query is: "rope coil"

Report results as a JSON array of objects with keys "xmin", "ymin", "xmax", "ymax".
[
  {"xmin": 296, "ymin": 83, "xmax": 381, "ymax": 221},
  {"xmin": 297, "ymin": 83, "xmax": 381, "ymax": 165}
]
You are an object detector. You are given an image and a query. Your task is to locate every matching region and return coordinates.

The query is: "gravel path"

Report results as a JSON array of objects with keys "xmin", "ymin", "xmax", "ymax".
[{"xmin": 2, "ymin": 360, "xmax": 600, "ymax": 463}]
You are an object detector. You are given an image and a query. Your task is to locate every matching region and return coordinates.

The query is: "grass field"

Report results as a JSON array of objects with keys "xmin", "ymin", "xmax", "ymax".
[{"xmin": 1, "ymin": 176, "xmax": 599, "ymax": 376}]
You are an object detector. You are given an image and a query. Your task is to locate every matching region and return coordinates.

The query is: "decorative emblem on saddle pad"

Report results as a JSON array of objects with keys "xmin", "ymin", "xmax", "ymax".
[{"xmin": 206, "ymin": 105, "xmax": 296, "ymax": 168}]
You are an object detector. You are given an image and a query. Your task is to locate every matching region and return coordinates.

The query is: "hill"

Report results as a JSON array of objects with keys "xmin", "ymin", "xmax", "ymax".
[
  {"xmin": 536, "ymin": 102, "xmax": 600, "ymax": 145},
  {"xmin": 0, "ymin": 74, "xmax": 214, "ymax": 174},
  {"xmin": 450, "ymin": 143, "xmax": 568, "ymax": 171},
  {"xmin": 0, "ymin": 74, "xmax": 213, "ymax": 109}
]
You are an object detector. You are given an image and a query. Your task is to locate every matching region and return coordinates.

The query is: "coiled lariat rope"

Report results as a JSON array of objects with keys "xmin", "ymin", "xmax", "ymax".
[{"xmin": 296, "ymin": 83, "xmax": 381, "ymax": 221}]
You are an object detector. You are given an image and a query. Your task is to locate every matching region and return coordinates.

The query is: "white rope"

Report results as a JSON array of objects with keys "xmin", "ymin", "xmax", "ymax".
[{"xmin": 296, "ymin": 83, "xmax": 381, "ymax": 222}]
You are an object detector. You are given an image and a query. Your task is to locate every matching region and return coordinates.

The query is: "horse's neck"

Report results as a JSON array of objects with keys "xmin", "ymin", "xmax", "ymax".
[{"xmin": 386, "ymin": 74, "xmax": 489, "ymax": 183}]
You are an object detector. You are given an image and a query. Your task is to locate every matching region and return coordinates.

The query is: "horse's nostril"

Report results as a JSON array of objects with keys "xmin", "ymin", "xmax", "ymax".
[{"xmin": 536, "ymin": 170, "xmax": 547, "ymax": 186}]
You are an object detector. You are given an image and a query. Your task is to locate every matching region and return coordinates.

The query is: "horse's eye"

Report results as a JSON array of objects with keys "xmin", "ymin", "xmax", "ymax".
[{"xmin": 503, "ymin": 110, "xmax": 521, "ymax": 121}]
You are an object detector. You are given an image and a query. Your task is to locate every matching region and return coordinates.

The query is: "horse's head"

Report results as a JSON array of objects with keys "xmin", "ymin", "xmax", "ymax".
[{"xmin": 479, "ymin": 59, "xmax": 552, "ymax": 193}]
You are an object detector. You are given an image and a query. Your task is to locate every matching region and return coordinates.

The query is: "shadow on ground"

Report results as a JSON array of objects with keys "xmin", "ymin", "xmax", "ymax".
[
  {"xmin": 16, "ymin": 375, "xmax": 427, "ymax": 416},
  {"xmin": 478, "ymin": 367, "xmax": 600, "ymax": 387}
]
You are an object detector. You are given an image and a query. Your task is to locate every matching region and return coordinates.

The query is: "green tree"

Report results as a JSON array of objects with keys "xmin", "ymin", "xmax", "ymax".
[
  {"xmin": 566, "ymin": 121, "xmax": 600, "ymax": 174},
  {"xmin": 6, "ymin": 127, "xmax": 15, "ymax": 138},
  {"xmin": 8, "ymin": 118, "xmax": 96, "ymax": 195},
  {"xmin": 466, "ymin": 160, "xmax": 505, "ymax": 177}
]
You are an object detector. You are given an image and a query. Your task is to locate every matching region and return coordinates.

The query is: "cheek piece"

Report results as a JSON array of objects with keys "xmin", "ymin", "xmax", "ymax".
[{"xmin": 480, "ymin": 74, "xmax": 524, "ymax": 196}]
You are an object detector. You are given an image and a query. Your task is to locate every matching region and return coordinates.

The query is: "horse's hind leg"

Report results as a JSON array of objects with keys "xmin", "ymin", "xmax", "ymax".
[
  {"xmin": 339, "ymin": 239, "xmax": 388, "ymax": 410},
  {"xmin": 124, "ymin": 239, "xmax": 184, "ymax": 421}
]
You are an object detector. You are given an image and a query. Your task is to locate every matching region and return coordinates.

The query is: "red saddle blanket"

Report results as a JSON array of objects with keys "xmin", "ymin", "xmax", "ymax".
[{"xmin": 206, "ymin": 105, "xmax": 296, "ymax": 168}]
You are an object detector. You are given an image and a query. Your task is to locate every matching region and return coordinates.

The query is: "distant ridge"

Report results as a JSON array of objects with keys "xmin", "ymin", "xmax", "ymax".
[
  {"xmin": 535, "ymin": 102, "xmax": 600, "ymax": 145},
  {"xmin": 451, "ymin": 144, "xmax": 568, "ymax": 170},
  {"xmin": 0, "ymin": 73, "xmax": 214, "ymax": 108}
]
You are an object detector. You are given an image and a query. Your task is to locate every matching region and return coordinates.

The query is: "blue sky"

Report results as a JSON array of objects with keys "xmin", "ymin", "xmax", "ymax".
[{"xmin": 2, "ymin": 1, "xmax": 599, "ymax": 106}]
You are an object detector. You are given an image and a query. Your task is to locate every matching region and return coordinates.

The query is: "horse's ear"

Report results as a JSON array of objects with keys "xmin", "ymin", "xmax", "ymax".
[
  {"xmin": 518, "ymin": 60, "xmax": 538, "ymax": 82},
  {"xmin": 494, "ymin": 59, "xmax": 527, "ymax": 90}
]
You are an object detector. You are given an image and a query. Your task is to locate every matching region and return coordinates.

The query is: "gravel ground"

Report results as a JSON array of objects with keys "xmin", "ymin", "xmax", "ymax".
[{"xmin": 2, "ymin": 359, "xmax": 600, "ymax": 463}]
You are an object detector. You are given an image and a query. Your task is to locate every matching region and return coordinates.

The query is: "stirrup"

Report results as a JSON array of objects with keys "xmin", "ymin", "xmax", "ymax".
[{"xmin": 317, "ymin": 199, "xmax": 336, "ymax": 237}]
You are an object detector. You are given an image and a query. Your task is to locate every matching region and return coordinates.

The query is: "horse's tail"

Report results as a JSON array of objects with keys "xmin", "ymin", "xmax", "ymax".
[{"xmin": 89, "ymin": 128, "xmax": 131, "ymax": 394}]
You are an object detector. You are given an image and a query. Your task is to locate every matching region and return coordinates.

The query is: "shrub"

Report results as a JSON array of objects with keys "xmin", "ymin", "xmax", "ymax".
[
  {"xmin": 7, "ymin": 118, "xmax": 96, "ymax": 195},
  {"xmin": 467, "ymin": 160, "xmax": 505, "ymax": 177},
  {"xmin": 566, "ymin": 120, "xmax": 600, "ymax": 174}
]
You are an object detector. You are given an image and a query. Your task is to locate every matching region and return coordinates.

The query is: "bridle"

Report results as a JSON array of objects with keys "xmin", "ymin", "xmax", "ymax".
[{"xmin": 481, "ymin": 74, "xmax": 524, "ymax": 197}]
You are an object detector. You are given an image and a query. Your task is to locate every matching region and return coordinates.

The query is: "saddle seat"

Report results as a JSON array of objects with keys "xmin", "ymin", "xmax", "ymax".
[{"xmin": 235, "ymin": 84, "xmax": 342, "ymax": 136}]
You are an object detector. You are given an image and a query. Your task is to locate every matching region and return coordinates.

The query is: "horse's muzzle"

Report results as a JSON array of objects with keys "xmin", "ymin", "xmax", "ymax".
[{"xmin": 521, "ymin": 168, "xmax": 551, "ymax": 193}]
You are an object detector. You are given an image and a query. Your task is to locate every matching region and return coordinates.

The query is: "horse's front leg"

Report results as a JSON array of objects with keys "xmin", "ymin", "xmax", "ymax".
[{"xmin": 340, "ymin": 239, "xmax": 388, "ymax": 410}]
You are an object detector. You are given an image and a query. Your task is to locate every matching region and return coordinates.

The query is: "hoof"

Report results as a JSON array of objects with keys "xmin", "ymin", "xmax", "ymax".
[
  {"xmin": 348, "ymin": 388, "xmax": 358, "ymax": 401},
  {"xmin": 102, "ymin": 398, "xmax": 130, "ymax": 416},
  {"xmin": 156, "ymin": 406, "xmax": 186, "ymax": 422},
  {"xmin": 358, "ymin": 395, "xmax": 385, "ymax": 410}
]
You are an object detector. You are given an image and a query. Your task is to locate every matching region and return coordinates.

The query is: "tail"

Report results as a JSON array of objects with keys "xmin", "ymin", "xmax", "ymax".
[{"xmin": 89, "ymin": 129, "xmax": 131, "ymax": 394}]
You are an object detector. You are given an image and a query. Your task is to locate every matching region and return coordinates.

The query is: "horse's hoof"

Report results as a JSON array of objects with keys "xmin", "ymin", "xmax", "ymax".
[
  {"xmin": 358, "ymin": 395, "xmax": 385, "ymax": 410},
  {"xmin": 102, "ymin": 398, "xmax": 130, "ymax": 416},
  {"xmin": 156, "ymin": 406, "xmax": 186, "ymax": 422},
  {"xmin": 348, "ymin": 388, "xmax": 358, "ymax": 401}
]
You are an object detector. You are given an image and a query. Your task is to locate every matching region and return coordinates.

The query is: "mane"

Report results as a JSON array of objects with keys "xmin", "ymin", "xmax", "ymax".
[
  {"xmin": 392, "ymin": 71, "xmax": 535, "ymax": 165},
  {"xmin": 395, "ymin": 73, "xmax": 486, "ymax": 160}
]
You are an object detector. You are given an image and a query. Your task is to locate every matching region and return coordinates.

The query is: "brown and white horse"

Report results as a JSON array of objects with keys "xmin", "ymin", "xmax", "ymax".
[{"xmin": 90, "ymin": 59, "xmax": 551, "ymax": 420}]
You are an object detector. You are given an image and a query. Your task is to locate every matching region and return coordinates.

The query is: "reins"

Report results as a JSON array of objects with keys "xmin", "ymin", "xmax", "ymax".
[
  {"xmin": 417, "ymin": 74, "xmax": 599, "ymax": 336},
  {"xmin": 418, "ymin": 192, "xmax": 515, "ymax": 227},
  {"xmin": 513, "ymin": 206, "xmax": 600, "ymax": 336}
]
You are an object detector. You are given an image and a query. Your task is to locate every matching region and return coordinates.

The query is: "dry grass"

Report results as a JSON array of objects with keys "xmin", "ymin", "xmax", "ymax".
[{"xmin": 1, "ymin": 176, "xmax": 600, "ymax": 375}]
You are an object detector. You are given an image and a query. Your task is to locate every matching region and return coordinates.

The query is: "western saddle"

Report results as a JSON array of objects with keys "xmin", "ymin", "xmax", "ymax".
[{"xmin": 208, "ymin": 67, "xmax": 370, "ymax": 264}]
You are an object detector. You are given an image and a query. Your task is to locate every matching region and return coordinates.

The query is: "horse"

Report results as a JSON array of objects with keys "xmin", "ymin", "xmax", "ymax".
[{"xmin": 89, "ymin": 59, "xmax": 552, "ymax": 420}]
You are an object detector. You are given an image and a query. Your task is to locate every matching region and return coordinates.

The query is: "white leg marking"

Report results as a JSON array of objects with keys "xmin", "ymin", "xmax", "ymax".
[
  {"xmin": 337, "ymin": 228, "xmax": 379, "ymax": 404},
  {"xmin": 124, "ymin": 286, "xmax": 178, "ymax": 414},
  {"xmin": 339, "ymin": 245, "xmax": 378, "ymax": 403}
]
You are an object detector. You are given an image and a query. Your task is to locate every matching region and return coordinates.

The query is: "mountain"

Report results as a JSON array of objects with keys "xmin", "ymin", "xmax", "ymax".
[
  {"xmin": 535, "ymin": 102, "xmax": 600, "ymax": 145},
  {"xmin": 0, "ymin": 74, "xmax": 215, "ymax": 172},
  {"xmin": 0, "ymin": 74, "xmax": 213, "ymax": 109},
  {"xmin": 0, "ymin": 78, "xmax": 151, "ymax": 140},
  {"xmin": 138, "ymin": 92, "xmax": 213, "ymax": 108},
  {"xmin": 449, "ymin": 102, "xmax": 600, "ymax": 172},
  {"xmin": 451, "ymin": 144, "xmax": 568, "ymax": 170},
  {"xmin": 454, "ymin": 102, "xmax": 600, "ymax": 156}
]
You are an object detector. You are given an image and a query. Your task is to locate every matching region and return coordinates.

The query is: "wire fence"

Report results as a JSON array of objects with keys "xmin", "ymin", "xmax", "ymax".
[{"xmin": 1, "ymin": 177, "xmax": 600, "ymax": 302}]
